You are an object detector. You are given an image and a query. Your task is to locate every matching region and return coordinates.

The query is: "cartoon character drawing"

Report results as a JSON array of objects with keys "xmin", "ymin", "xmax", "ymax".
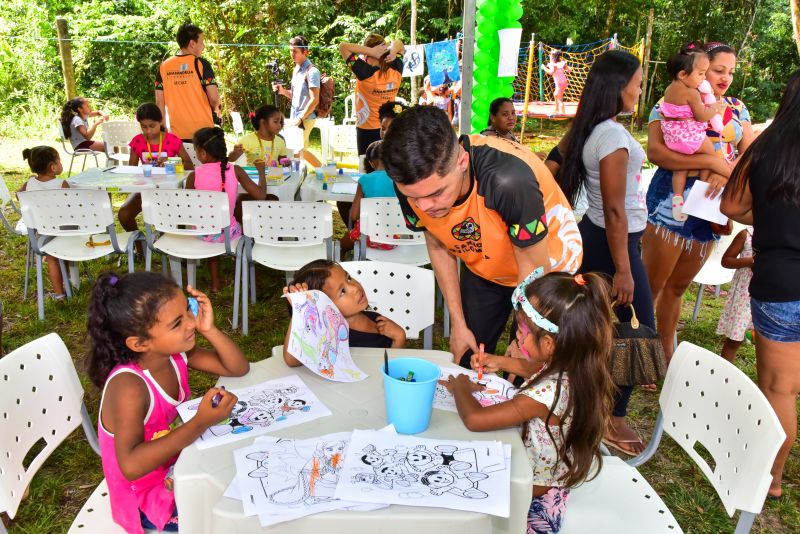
[
  {"xmin": 267, "ymin": 440, "xmax": 346, "ymax": 506},
  {"xmin": 420, "ymin": 467, "xmax": 488, "ymax": 499},
  {"xmin": 404, "ymin": 445, "xmax": 472, "ymax": 473},
  {"xmin": 276, "ymin": 399, "xmax": 311, "ymax": 421},
  {"xmin": 317, "ymin": 305, "xmax": 349, "ymax": 378}
]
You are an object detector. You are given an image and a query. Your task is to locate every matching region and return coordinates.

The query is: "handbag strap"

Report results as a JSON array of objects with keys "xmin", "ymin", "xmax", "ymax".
[{"xmin": 614, "ymin": 304, "xmax": 640, "ymax": 329}]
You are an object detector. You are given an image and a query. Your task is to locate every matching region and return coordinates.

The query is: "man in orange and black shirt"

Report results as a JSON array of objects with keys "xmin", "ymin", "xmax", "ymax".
[
  {"xmin": 383, "ymin": 106, "xmax": 582, "ymax": 366},
  {"xmin": 155, "ymin": 24, "xmax": 220, "ymax": 142}
]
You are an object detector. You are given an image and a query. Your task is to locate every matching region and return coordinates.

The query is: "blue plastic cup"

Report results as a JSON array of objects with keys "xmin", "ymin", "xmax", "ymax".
[
  {"xmin": 382, "ymin": 358, "xmax": 441, "ymax": 434},
  {"xmin": 141, "ymin": 164, "xmax": 153, "ymax": 177}
]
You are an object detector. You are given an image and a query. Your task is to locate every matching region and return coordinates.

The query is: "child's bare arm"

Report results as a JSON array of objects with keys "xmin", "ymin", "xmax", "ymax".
[
  {"xmin": 375, "ymin": 315, "xmax": 406, "ymax": 347},
  {"xmin": 185, "ymin": 287, "xmax": 250, "ymax": 377},
  {"xmin": 471, "ymin": 351, "xmax": 537, "ymax": 378},
  {"xmin": 687, "ymin": 90, "xmax": 722, "ymax": 122},
  {"xmin": 721, "ymin": 230, "xmax": 753, "ymax": 269}
]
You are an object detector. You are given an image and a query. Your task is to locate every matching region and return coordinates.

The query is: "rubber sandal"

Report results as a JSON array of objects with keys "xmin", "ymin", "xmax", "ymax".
[
  {"xmin": 671, "ymin": 194, "xmax": 688, "ymax": 222},
  {"xmin": 602, "ymin": 435, "xmax": 646, "ymax": 456}
]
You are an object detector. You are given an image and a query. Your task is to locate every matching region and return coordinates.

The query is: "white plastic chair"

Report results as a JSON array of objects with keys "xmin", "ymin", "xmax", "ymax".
[
  {"xmin": 690, "ymin": 223, "xmax": 747, "ymax": 321},
  {"xmin": 328, "ymin": 124, "xmax": 358, "ymax": 161},
  {"xmin": 230, "ymin": 111, "xmax": 245, "ymax": 137},
  {"xmin": 0, "ymin": 175, "xmax": 33, "ymax": 299},
  {"xmin": 340, "ymin": 261, "xmax": 435, "ymax": 349},
  {"xmin": 342, "ymin": 94, "xmax": 356, "ymax": 125},
  {"xmin": 57, "ymin": 123, "xmax": 102, "ymax": 176},
  {"xmin": 140, "ymin": 189, "xmax": 243, "ymax": 301},
  {"xmin": 561, "ymin": 342, "xmax": 786, "ymax": 534},
  {"xmin": 237, "ymin": 201, "xmax": 336, "ymax": 335},
  {"xmin": 0, "ymin": 333, "xmax": 127, "ymax": 534},
  {"xmin": 356, "ymin": 197, "xmax": 429, "ymax": 265},
  {"xmin": 182, "ymin": 143, "xmax": 202, "ymax": 168},
  {"xmin": 101, "ymin": 120, "xmax": 140, "ymax": 167},
  {"xmin": 18, "ymin": 189, "xmax": 140, "ymax": 320}
]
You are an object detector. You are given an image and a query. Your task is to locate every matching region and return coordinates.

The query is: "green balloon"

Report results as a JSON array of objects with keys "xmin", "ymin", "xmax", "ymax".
[
  {"xmin": 505, "ymin": 20, "xmax": 522, "ymax": 29},
  {"xmin": 478, "ymin": 2, "xmax": 498, "ymax": 17},
  {"xmin": 474, "ymin": 52, "xmax": 494, "ymax": 68},
  {"xmin": 474, "ymin": 68, "xmax": 495, "ymax": 83},
  {"xmin": 472, "ymin": 84, "xmax": 490, "ymax": 100},
  {"xmin": 507, "ymin": 3, "xmax": 523, "ymax": 20}
]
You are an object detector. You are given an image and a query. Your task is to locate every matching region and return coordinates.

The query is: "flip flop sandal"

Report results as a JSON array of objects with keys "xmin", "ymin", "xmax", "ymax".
[{"xmin": 602, "ymin": 435, "xmax": 646, "ymax": 456}]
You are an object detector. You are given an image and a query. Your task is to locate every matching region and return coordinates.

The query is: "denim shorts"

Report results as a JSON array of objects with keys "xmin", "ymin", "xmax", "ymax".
[
  {"xmin": 750, "ymin": 298, "xmax": 800, "ymax": 343},
  {"xmin": 646, "ymin": 168, "xmax": 717, "ymax": 243}
]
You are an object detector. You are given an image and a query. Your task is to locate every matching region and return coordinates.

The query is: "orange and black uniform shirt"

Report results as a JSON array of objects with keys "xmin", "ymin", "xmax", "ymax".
[
  {"xmin": 396, "ymin": 135, "xmax": 583, "ymax": 287},
  {"xmin": 347, "ymin": 54, "xmax": 403, "ymax": 131},
  {"xmin": 155, "ymin": 54, "xmax": 217, "ymax": 141}
]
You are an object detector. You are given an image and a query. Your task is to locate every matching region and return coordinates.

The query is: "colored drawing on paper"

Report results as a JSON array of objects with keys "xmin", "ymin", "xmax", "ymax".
[
  {"xmin": 177, "ymin": 375, "xmax": 331, "ymax": 450},
  {"xmin": 434, "ymin": 366, "xmax": 517, "ymax": 412},
  {"xmin": 335, "ymin": 430, "xmax": 511, "ymax": 517},
  {"xmin": 286, "ymin": 290, "xmax": 367, "ymax": 382}
]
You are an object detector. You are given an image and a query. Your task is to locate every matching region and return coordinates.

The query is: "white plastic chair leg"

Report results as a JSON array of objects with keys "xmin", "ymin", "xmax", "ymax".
[
  {"xmin": 241, "ymin": 257, "xmax": 250, "ymax": 336},
  {"xmin": 249, "ymin": 263, "xmax": 256, "ymax": 304},
  {"xmin": 443, "ymin": 301, "xmax": 451, "ymax": 338},
  {"xmin": 692, "ymin": 283, "xmax": 705, "ymax": 321},
  {"xmin": 161, "ymin": 253, "xmax": 169, "ymax": 276},
  {"xmin": 734, "ymin": 511, "xmax": 756, "ymax": 534},
  {"xmin": 187, "ymin": 259, "xmax": 197, "ymax": 288},
  {"xmin": 68, "ymin": 262, "xmax": 80, "ymax": 292},
  {"xmin": 423, "ymin": 325, "xmax": 433, "ymax": 350},
  {"xmin": 60, "ymin": 259, "xmax": 73, "ymax": 299},
  {"xmin": 232, "ymin": 257, "xmax": 242, "ymax": 330},
  {"xmin": 68, "ymin": 154, "xmax": 76, "ymax": 177},
  {"xmin": 35, "ymin": 254, "xmax": 44, "ymax": 320},
  {"xmin": 169, "ymin": 257, "xmax": 183, "ymax": 287}
]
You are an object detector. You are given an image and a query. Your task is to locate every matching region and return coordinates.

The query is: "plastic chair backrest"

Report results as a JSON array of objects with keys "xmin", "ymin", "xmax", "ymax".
[
  {"xmin": 281, "ymin": 126, "xmax": 305, "ymax": 153},
  {"xmin": 242, "ymin": 201, "xmax": 332, "ymax": 245},
  {"xmin": 0, "ymin": 333, "xmax": 87, "ymax": 519},
  {"xmin": 230, "ymin": 111, "xmax": 245, "ymax": 137},
  {"xmin": 340, "ymin": 261, "xmax": 434, "ymax": 340},
  {"xmin": 141, "ymin": 189, "xmax": 230, "ymax": 236},
  {"xmin": 56, "ymin": 122, "xmax": 76, "ymax": 155},
  {"xmin": 329, "ymin": 125, "xmax": 358, "ymax": 153},
  {"xmin": 661, "ymin": 342, "xmax": 786, "ymax": 516},
  {"xmin": 182, "ymin": 143, "xmax": 202, "ymax": 167},
  {"xmin": 18, "ymin": 189, "xmax": 113, "ymax": 237},
  {"xmin": 343, "ymin": 94, "xmax": 355, "ymax": 125},
  {"xmin": 0, "ymin": 174, "xmax": 13, "ymax": 209},
  {"xmin": 360, "ymin": 197, "xmax": 426, "ymax": 246},
  {"xmin": 101, "ymin": 121, "xmax": 140, "ymax": 152}
]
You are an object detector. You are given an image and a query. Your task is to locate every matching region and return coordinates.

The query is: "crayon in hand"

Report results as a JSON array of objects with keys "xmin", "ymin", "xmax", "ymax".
[{"xmin": 211, "ymin": 386, "xmax": 226, "ymax": 408}]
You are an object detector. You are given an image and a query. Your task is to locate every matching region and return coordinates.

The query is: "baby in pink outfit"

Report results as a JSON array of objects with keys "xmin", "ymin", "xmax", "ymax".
[{"xmin": 660, "ymin": 41, "xmax": 724, "ymax": 221}]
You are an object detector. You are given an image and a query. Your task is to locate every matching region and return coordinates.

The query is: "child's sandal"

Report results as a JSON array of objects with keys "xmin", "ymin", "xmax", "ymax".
[{"xmin": 672, "ymin": 194, "xmax": 688, "ymax": 222}]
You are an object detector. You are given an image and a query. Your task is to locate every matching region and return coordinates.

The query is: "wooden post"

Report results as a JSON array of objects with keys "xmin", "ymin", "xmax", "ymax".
[
  {"xmin": 55, "ymin": 16, "xmax": 76, "ymax": 100},
  {"xmin": 636, "ymin": 8, "xmax": 654, "ymax": 130},
  {"xmin": 519, "ymin": 35, "xmax": 535, "ymax": 143},
  {"xmin": 410, "ymin": 0, "xmax": 418, "ymax": 104}
]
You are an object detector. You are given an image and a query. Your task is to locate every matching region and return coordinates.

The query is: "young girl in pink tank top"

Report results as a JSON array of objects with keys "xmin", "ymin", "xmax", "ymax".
[
  {"xmin": 87, "ymin": 271, "xmax": 250, "ymax": 533},
  {"xmin": 660, "ymin": 42, "xmax": 725, "ymax": 221},
  {"xmin": 185, "ymin": 127, "xmax": 267, "ymax": 293}
]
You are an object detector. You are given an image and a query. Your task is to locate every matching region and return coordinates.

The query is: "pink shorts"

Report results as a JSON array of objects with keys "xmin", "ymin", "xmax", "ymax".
[
  {"xmin": 661, "ymin": 119, "xmax": 708, "ymax": 155},
  {"xmin": 553, "ymin": 82, "xmax": 568, "ymax": 98}
]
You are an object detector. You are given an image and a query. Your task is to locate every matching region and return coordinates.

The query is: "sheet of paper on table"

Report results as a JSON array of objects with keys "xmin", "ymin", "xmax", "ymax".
[
  {"xmin": 682, "ymin": 180, "xmax": 729, "ymax": 225},
  {"xmin": 109, "ymin": 165, "xmax": 167, "ymax": 175},
  {"xmin": 177, "ymin": 375, "xmax": 332, "ymax": 450},
  {"xmin": 434, "ymin": 366, "xmax": 517, "ymax": 412},
  {"xmin": 285, "ymin": 291, "xmax": 367, "ymax": 382},
  {"xmin": 331, "ymin": 182, "xmax": 358, "ymax": 195},
  {"xmin": 335, "ymin": 429, "xmax": 511, "ymax": 517}
]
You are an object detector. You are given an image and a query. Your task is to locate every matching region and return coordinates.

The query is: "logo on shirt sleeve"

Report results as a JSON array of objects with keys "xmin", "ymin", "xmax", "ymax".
[
  {"xmin": 451, "ymin": 217, "xmax": 481, "ymax": 241},
  {"xmin": 509, "ymin": 215, "xmax": 547, "ymax": 241},
  {"xmin": 405, "ymin": 213, "xmax": 423, "ymax": 228}
]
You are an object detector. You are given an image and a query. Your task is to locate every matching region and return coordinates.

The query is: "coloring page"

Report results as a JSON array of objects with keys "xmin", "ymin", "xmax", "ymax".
[
  {"xmin": 177, "ymin": 375, "xmax": 332, "ymax": 450},
  {"xmin": 402, "ymin": 44, "xmax": 425, "ymax": 77},
  {"xmin": 434, "ymin": 366, "xmax": 517, "ymax": 412},
  {"xmin": 335, "ymin": 429, "xmax": 510, "ymax": 517},
  {"xmin": 425, "ymin": 39, "xmax": 461, "ymax": 87},
  {"xmin": 286, "ymin": 290, "xmax": 367, "ymax": 382}
]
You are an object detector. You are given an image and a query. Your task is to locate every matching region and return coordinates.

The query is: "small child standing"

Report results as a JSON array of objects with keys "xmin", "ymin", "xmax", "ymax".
[
  {"xmin": 87, "ymin": 272, "xmax": 249, "ymax": 533},
  {"xmin": 230, "ymin": 105, "xmax": 287, "ymax": 166},
  {"xmin": 60, "ymin": 97, "xmax": 108, "ymax": 151},
  {"xmin": 185, "ymin": 127, "xmax": 266, "ymax": 293},
  {"xmin": 542, "ymin": 50, "xmax": 572, "ymax": 116},
  {"xmin": 282, "ymin": 260, "xmax": 406, "ymax": 366},
  {"xmin": 715, "ymin": 228, "xmax": 754, "ymax": 362},
  {"xmin": 18, "ymin": 146, "xmax": 68, "ymax": 299},
  {"xmin": 442, "ymin": 271, "xmax": 615, "ymax": 533},
  {"xmin": 660, "ymin": 42, "xmax": 725, "ymax": 221}
]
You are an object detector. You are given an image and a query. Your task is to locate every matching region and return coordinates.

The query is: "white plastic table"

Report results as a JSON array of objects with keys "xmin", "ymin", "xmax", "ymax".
[
  {"xmin": 173, "ymin": 348, "xmax": 532, "ymax": 534},
  {"xmin": 299, "ymin": 170, "xmax": 359, "ymax": 202},
  {"xmin": 67, "ymin": 166, "xmax": 184, "ymax": 192}
]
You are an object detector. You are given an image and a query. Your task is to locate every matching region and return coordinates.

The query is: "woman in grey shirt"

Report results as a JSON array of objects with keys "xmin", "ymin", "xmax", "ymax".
[{"xmin": 558, "ymin": 50, "xmax": 653, "ymax": 456}]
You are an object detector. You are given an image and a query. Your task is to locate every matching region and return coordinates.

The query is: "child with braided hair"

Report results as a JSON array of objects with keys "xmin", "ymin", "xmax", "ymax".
[{"xmin": 185, "ymin": 127, "xmax": 266, "ymax": 292}]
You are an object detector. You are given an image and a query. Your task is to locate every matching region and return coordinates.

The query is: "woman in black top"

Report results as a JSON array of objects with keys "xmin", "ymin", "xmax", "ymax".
[{"xmin": 721, "ymin": 68, "xmax": 800, "ymax": 500}]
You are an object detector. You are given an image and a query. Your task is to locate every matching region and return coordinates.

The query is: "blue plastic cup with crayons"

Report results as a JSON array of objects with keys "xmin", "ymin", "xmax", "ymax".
[{"xmin": 382, "ymin": 357, "xmax": 441, "ymax": 434}]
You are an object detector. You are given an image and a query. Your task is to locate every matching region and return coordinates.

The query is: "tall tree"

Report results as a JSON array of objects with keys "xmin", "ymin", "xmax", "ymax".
[{"xmin": 792, "ymin": 0, "xmax": 800, "ymax": 57}]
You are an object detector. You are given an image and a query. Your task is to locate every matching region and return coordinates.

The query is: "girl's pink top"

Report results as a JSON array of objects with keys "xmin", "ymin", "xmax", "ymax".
[
  {"xmin": 658, "ymin": 102, "xmax": 695, "ymax": 120},
  {"xmin": 98, "ymin": 353, "xmax": 190, "ymax": 534},
  {"xmin": 193, "ymin": 161, "xmax": 240, "ymax": 228},
  {"xmin": 551, "ymin": 61, "xmax": 568, "ymax": 87},
  {"xmin": 129, "ymin": 132, "xmax": 183, "ymax": 164}
]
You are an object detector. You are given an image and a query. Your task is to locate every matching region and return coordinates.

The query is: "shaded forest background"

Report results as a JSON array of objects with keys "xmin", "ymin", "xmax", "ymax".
[{"xmin": 1, "ymin": 0, "xmax": 798, "ymax": 137}]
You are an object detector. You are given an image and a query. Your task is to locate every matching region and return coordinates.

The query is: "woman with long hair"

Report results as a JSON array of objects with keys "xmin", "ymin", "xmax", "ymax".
[
  {"xmin": 721, "ymin": 69, "xmax": 800, "ymax": 500},
  {"xmin": 558, "ymin": 50, "xmax": 653, "ymax": 456},
  {"xmin": 642, "ymin": 42, "xmax": 754, "ymax": 363},
  {"xmin": 339, "ymin": 34, "xmax": 405, "ymax": 155}
]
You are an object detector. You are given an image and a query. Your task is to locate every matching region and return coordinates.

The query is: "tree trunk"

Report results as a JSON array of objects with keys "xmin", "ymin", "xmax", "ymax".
[
  {"xmin": 792, "ymin": 0, "xmax": 800, "ymax": 58},
  {"xmin": 410, "ymin": 0, "xmax": 418, "ymax": 104},
  {"xmin": 604, "ymin": 0, "xmax": 618, "ymax": 35}
]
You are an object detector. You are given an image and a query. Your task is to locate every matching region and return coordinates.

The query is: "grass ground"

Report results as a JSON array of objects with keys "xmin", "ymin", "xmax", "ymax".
[{"xmin": 0, "ymin": 127, "xmax": 797, "ymax": 533}]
